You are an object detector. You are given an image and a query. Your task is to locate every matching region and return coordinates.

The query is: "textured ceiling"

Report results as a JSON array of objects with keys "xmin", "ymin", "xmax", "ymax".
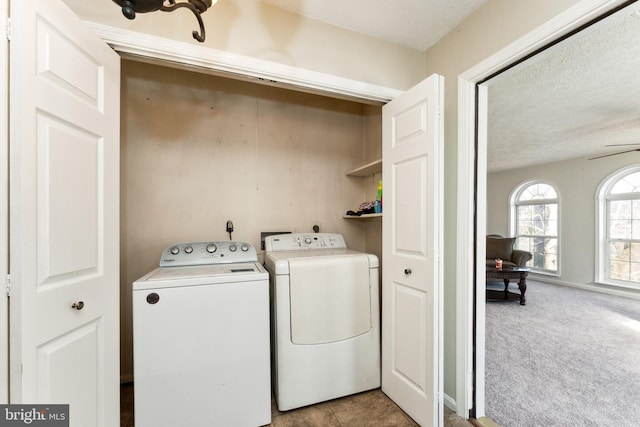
[
  {"xmin": 259, "ymin": 0, "xmax": 486, "ymax": 51},
  {"xmin": 486, "ymin": 3, "xmax": 640, "ymax": 173}
]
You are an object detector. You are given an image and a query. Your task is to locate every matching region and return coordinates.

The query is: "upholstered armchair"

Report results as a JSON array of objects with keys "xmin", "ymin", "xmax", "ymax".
[{"xmin": 486, "ymin": 234, "xmax": 532, "ymax": 268}]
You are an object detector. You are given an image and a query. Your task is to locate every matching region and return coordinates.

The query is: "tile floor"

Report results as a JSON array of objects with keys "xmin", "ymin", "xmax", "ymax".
[{"xmin": 121, "ymin": 383, "xmax": 474, "ymax": 427}]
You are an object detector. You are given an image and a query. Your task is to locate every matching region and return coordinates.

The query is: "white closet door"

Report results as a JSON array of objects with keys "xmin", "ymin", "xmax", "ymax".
[
  {"xmin": 9, "ymin": 0, "xmax": 121, "ymax": 425},
  {"xmin": 382, "ymin": 74, "xmax": 444, "ymax": 427}
]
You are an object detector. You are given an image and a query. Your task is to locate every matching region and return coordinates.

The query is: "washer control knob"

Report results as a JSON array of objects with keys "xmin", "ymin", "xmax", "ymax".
[
  {"xmin": 241, "ymin": 244, "xmax": 249, "ymax": 252},
  {"xmin": 229, "ymin": 244, "xmax": 237, "ymax": 252},
  {"xmin": 184, "ymin": 246, "xmax": 193, "ymax": 254},
  {"xmin": 170, "ymin": 246, "xmax": 179, "ymax": 255},
  {"xmin": 304, "ymin": 238, "xmax": 312, "ymax": 244},
  {"xmin": 206, "ymin": 243, "xmax": 217, "ymax": 253}
]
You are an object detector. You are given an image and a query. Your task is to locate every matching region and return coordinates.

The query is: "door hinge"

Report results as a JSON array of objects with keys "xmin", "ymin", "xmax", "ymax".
[
  {"xmin": 6, "ymin": 274, "xmax": 11, "ymax": 297},
  {"xmin": 6, "ymin": 17, "xmax": 11, "ymax": 41}
]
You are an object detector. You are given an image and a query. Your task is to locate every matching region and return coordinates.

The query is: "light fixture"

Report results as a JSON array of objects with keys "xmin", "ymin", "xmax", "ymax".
[{"xmin": 112, "ymin": 0, "xmax": 216, "ymax": 42}]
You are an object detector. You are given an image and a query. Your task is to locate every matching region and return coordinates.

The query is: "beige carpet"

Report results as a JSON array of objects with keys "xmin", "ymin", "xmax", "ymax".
[{"xmin": 485, "ymin": 280, "xmax": 640, "ymax": 426}]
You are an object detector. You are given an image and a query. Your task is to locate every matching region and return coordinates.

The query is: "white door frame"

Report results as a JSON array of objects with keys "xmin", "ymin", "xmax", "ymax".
[
  {"xmin": 455, "ymin": 0, "xmax": 631, "ymax": 418},
  {"xmin": 0, "ymin": 0, "xmax": 8, "ymax": 404}
]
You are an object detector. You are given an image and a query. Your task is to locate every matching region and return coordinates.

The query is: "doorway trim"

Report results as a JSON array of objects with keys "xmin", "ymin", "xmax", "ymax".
[
  {"xmin": 87, "ymin": 22, "xmax": 402, "ymax": 105},
  {"xmin": 456, "ymin": 0, "xmax": 631, "ymax": 419},
  {"xmin": 1, "ymin": 0, "xmax": 8, "ymax": 405}
]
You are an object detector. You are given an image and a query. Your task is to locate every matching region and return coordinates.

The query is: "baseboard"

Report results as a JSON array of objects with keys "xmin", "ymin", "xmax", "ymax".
[
  {"xmin": 529, "ymin": 275, "xmax": 640, "ymax": 300},
  {"xmin": 444, "ymin": 393, "xmax": 457, "ymax": 412},
  {"xmin": 471, "ymin": 416, "xmax": 501, "ymax": 427}
]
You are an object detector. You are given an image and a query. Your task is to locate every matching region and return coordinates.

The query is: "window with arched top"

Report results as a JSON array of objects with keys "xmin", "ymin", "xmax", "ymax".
[
  {"xmin": 597, "ymin": 165, "xmax": 640, "ymax": 286},
  {"xmin": 511, "ymin": 181, "xmax": 559, "ymax": 274}
]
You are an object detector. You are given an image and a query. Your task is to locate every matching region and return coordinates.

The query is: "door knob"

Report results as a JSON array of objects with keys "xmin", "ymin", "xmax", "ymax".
[
  {"xmin": 404, "ymin": 268, "xmax": 412, "ymax": 275},
  {"xmin": 71, "ymin": 301, "xmax": 85, "ymax": 310}
]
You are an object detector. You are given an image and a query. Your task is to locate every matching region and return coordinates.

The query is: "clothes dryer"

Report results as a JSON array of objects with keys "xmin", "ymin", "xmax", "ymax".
[
  {"xmin": 264, "ymin": 233, "xmax": 380, "ymax": 411},
  {"xmin": 133, "ymin": 241, "xmax": 270, "ymax": 427}
]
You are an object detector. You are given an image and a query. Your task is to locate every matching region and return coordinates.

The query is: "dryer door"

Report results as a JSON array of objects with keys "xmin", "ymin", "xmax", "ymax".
[{"xmin": 288, "ymin": 255, "xmax": 371, "ymax": 344}]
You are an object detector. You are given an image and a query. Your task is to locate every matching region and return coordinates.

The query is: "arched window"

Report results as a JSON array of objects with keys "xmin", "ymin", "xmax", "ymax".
[
  {"xmin": 597, "ymin": 165, "xmax": 640, "ymax": 286},
  {"xmin": 511, "ymin": 181, "xmax": 559, "ymax": 274}
]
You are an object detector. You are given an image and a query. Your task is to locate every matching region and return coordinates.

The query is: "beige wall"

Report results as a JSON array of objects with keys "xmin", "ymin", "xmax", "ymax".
[
  {"xmin": 422, "ymin": 0, "xmax": 583, "ymax": 400},
  {"xmin": 363, "ymin": 105, "xmax": 384, "ymax": 291},
  {"xmin": 63, "ymin": 0, "xmax": 425, "ymax": 90},
  {"xmin": 120, "ymin": 60, "xmax": 381, "ymax": 378},
  {"xmin": 487, "ymin": 156, "xmax": 640, "ymax": 293}
]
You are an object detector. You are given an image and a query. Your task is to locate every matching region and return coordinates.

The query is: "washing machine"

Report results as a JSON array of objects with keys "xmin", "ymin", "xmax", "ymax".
[
  {"xmin": 264, "ymin": 233, "xmax": 380, "ymax": 411},
  {"xmin": 133, "ymin": 241, "xmax": 271, "ymax": 427}
]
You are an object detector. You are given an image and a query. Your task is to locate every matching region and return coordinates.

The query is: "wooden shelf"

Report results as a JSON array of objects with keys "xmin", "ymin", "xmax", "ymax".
[
  {"xmin": 343, "ymin": 213, "xmax": 382, "ymax": 221},
  {"xmin": 344, "ymin": 159, "xmax": 382, "ymax": 222},
  {"xmin": 346, "ymin": 159, "xmax": 382, "ymax": 177}
]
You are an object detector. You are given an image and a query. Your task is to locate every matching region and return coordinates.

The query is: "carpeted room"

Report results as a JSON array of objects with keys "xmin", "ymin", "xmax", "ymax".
[
  {"xmin": 483, "ymin": 157, "xmax": 640, "ymax": 425},
  {"xmin": 482, "ymin": 4, "xmax": 640, "ymax": 422},
  {"xmin": 484, "ymin": 157, "xmax": 640, "ymax": 425},
  {"xmin": 485, "ymin": 279, "xmax": 640, "ymax": 426}
]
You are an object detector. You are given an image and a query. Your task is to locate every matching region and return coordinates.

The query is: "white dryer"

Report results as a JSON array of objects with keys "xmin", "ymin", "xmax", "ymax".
[
  {"xmin": 133, "ymin": 241, "xmax": 271, "ymax": 427},
  {"xmin": 264, "ymin": 233, "xmax": 380, "ymax": 411}
]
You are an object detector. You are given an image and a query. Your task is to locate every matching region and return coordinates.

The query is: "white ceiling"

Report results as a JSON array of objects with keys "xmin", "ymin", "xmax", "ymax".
[{"xmin": 259, "ymin": 0, "xmax": 486, "ymax": 51}]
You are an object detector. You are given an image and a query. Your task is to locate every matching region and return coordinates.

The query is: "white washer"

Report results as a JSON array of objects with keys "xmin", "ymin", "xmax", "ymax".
[
  {"xmin": 133, "ymin": 241, "xmax": 271, "ymax": 427},
  {"xmin": 264, "ymin": 233, "xmax": 380, "ymax": 411}
]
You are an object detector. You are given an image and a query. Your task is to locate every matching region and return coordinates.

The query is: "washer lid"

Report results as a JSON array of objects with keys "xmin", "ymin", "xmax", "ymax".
[{"xmin": 133, "ymin": 262, "xmax": 267, "ymax": 290}]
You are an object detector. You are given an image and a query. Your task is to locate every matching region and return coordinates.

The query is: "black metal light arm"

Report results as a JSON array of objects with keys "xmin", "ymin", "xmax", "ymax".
[{"xmin": 113, "ymin": 0, "xmax": 213, "ymax": 43}]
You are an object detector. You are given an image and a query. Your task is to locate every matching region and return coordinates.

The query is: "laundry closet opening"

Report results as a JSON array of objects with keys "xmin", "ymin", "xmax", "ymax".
[{"xmin": 118, "ymin": 59, "xmax": 384, "ymax": 381}]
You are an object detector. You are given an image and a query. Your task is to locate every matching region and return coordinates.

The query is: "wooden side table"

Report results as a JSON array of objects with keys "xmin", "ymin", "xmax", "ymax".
[{"xmin": 486, "ymin": 267, "xmax": 531, "ymax": 305}]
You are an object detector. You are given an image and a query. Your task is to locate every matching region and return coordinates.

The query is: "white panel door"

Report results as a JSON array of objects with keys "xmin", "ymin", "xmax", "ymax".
[
  {"xmin": 9, "ymin": 0, "xmax": 120, "ymax": 425},
  {"xmin": 382, "ymin": 74, "xmax": 444, "ymax": 427}
]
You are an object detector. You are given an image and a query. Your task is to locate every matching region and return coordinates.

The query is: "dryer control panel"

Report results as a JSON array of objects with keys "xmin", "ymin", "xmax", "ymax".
[
  {"xmin": 265, "ymin": 233, "xmax": 347, "ymax": 252},
  {"xmin": 159, "ymin": 241, "xmax": 257, "ymax": 267}
]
